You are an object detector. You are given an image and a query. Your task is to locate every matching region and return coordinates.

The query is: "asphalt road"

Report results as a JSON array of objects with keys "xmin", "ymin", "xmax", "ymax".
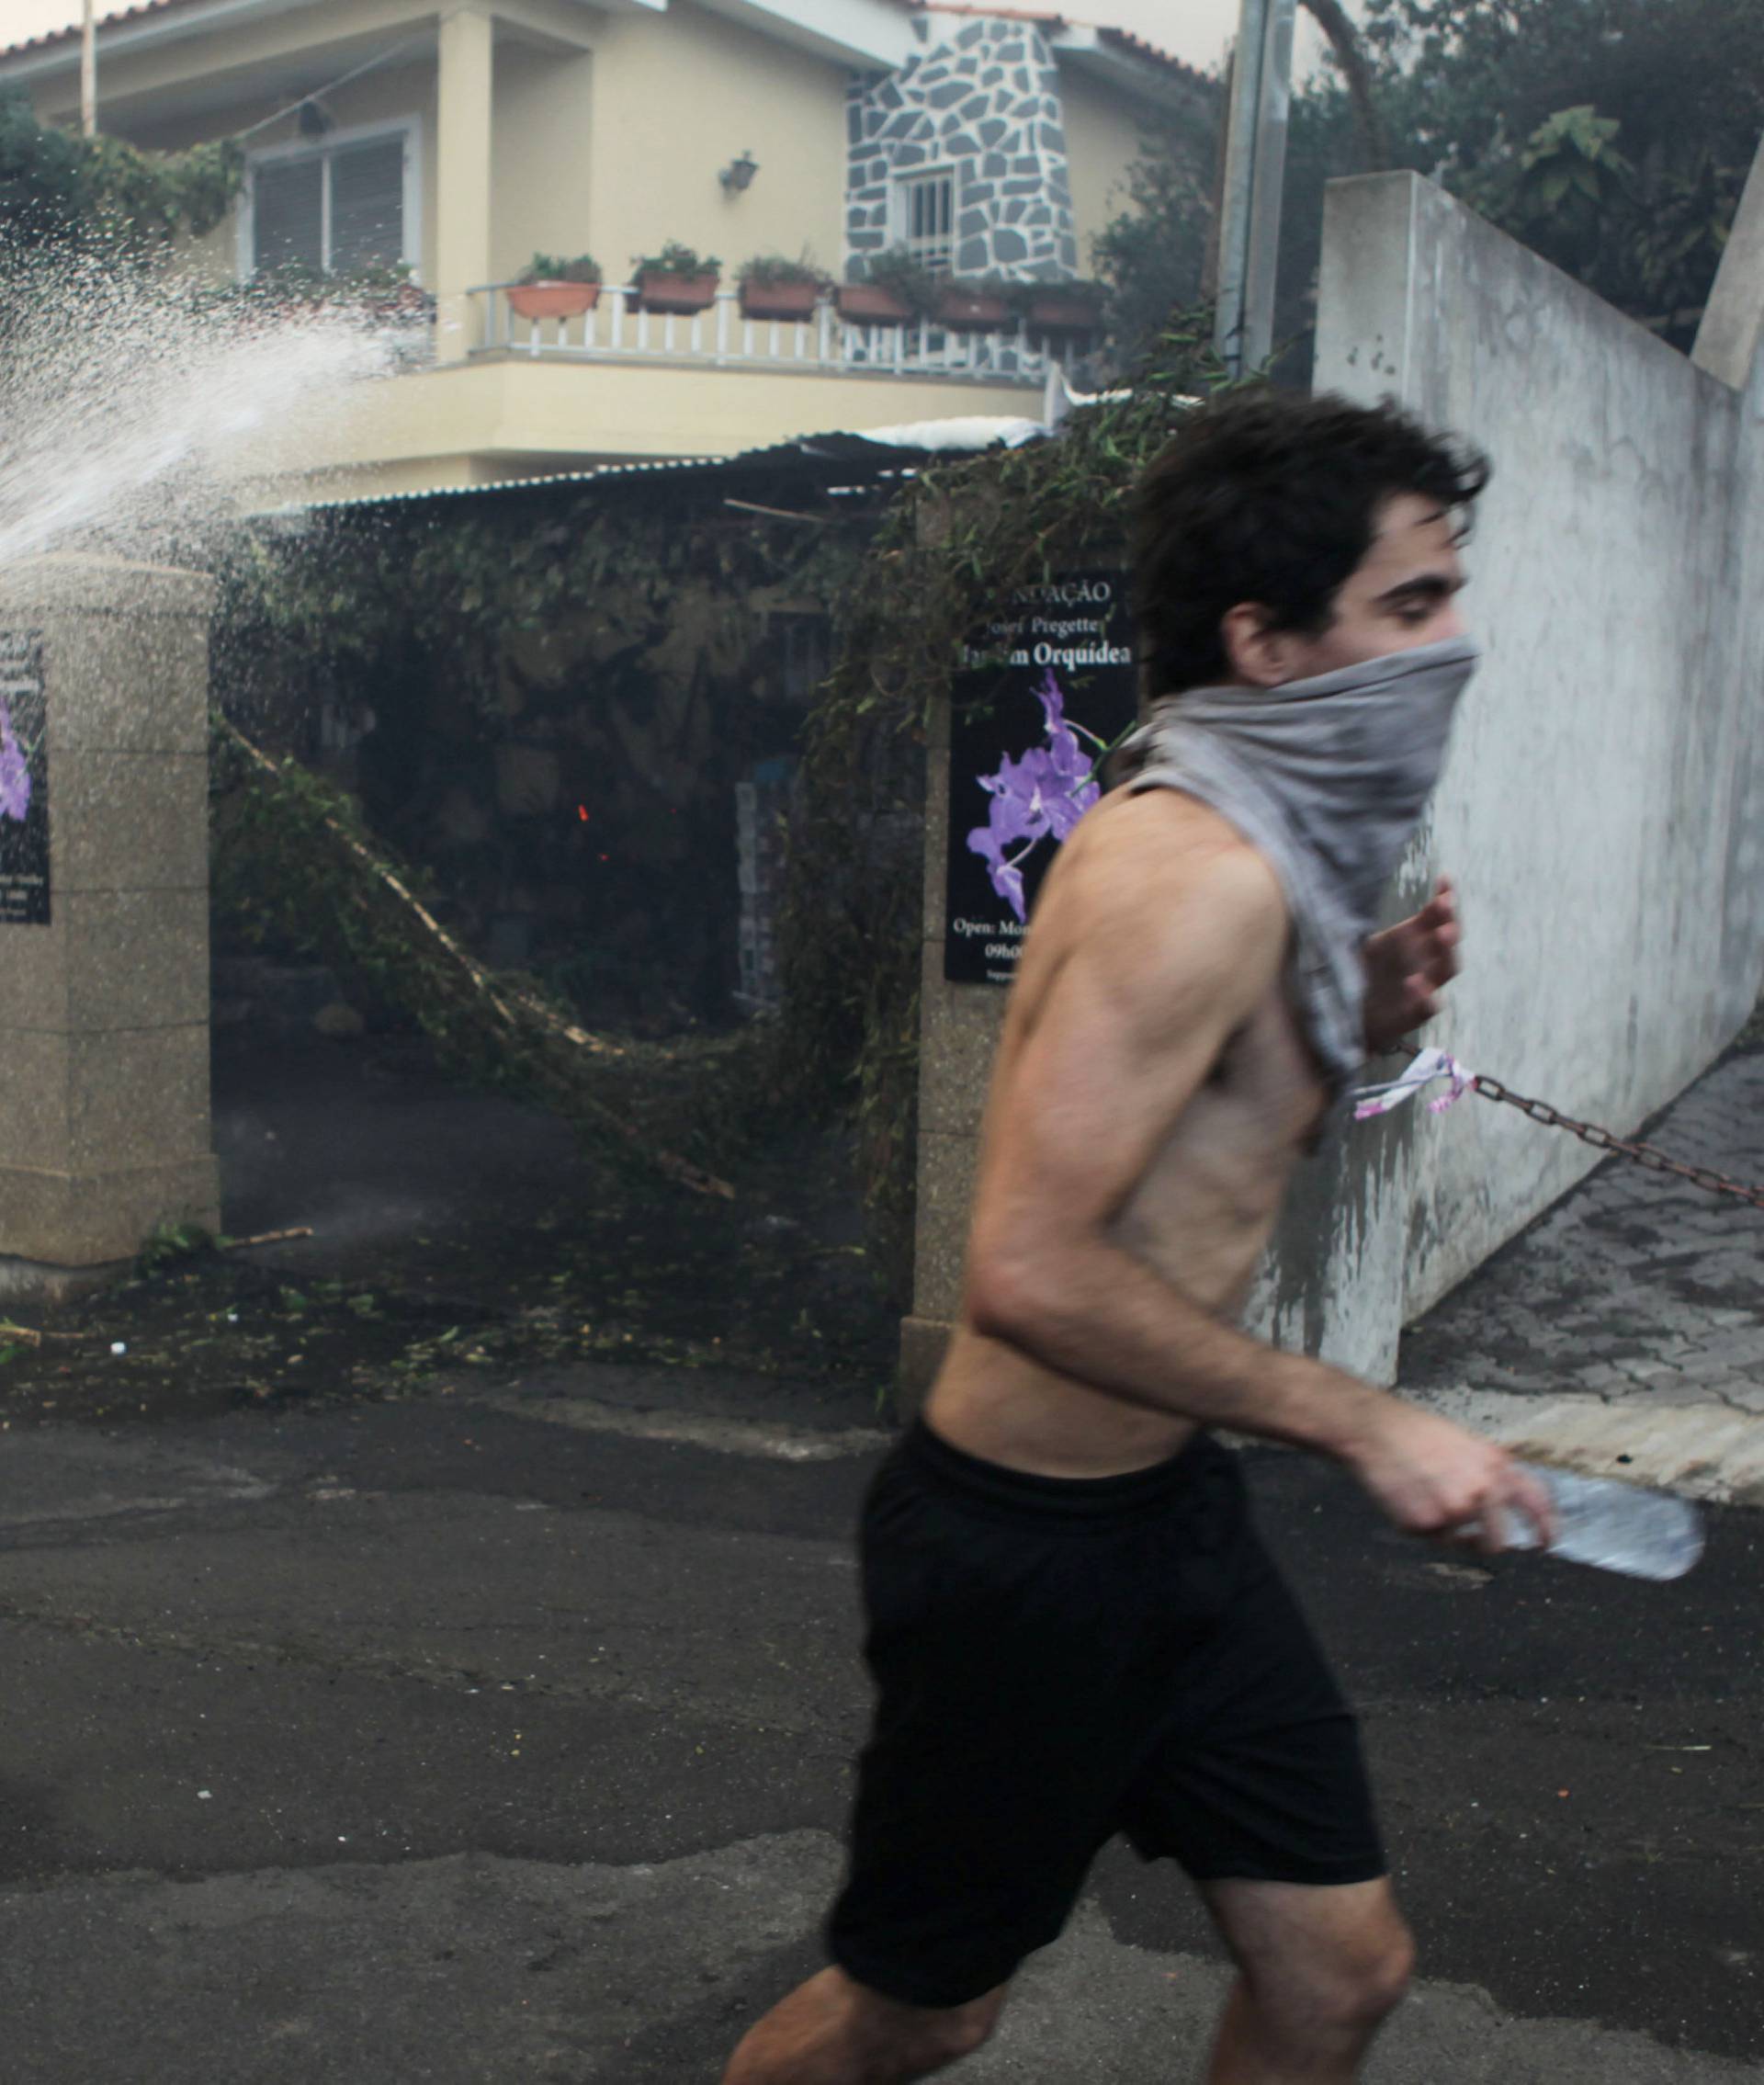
[{"xmin": 1, "ymin": 1365, "xmax": 1758, "ymax": 2083}]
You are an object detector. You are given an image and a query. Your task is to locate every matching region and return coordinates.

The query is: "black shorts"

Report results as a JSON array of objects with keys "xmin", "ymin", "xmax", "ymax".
[{"xmin": 826, "ymin": 1419, "xmax": 1385, "ymax": 2010}]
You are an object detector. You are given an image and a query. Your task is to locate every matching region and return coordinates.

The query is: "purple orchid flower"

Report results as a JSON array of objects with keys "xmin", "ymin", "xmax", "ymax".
[
  {"xmin": 0, "ymin": 699, "xmax": 29, "ymax": 824},
  {"xmin": 966, "ymin": 669, "xmax": 1102, "ymax": 923}
]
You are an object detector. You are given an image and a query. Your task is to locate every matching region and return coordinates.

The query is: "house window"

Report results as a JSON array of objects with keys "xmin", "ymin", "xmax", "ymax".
[
  {"xmin": 246, "ymin": 126, "xmax": 414, "ymax": 276},
  {"xmin": 894, "ymin": 170, "xmax": 956, "ymax": 273}
]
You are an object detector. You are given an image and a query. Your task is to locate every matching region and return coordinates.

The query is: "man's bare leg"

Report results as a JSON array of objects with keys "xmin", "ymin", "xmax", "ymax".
[
  {"xmin": 1202, "ymin": 1877, "xmax": 1414, "ymax": 2083},
  {"xmin": 722, "ymin": 1966, "xmax": 1007, "ymax": 2085}
]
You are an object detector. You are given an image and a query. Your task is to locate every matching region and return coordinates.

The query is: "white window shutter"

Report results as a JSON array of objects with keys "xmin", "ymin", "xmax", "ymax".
[
  {"xmin": 329, "ymin": 138, "xmax": 406, "ymax": 273},
  {"xmin": 253, "ymin": 155, "xmax": 323, "ymax": 272}
]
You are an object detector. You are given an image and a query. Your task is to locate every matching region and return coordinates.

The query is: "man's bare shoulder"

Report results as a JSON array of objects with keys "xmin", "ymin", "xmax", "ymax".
[
  {"xmin": 1023, "ymin": 789, "xmax": 1289, "ymax": 1032},
  {"xmin": 1050, "ymin": 788, "xmax": 1285, "ymax": 939}
]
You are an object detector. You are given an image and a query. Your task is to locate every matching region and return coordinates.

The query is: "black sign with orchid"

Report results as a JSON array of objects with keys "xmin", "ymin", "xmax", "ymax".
[
  {"xmin": 944, "ymin": 571, "xmax": 1136, "ymax": 985},
  {"xmin": 0, "ymin": 630, "xmax": 49, "ymax": 927}
]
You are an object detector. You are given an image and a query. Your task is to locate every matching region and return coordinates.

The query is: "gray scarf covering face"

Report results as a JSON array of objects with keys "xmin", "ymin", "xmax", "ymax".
[{"xmin": 1113, "ymin": 634, "xmax": 1480, "ymax": 1091}]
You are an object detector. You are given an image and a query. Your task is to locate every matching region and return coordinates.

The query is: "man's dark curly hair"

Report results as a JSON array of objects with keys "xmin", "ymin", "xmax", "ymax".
[{"xmin": 1133, "ymin": 390, "xmax": 1492, "ymax": 698}]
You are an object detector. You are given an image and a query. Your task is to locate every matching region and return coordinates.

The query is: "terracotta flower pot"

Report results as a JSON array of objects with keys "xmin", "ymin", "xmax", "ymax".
[
  {"xmin": 506, "ymin": 280, "xmax": 601, "ymax": 322},
  {"xmin": 937, "ymin": 285, "xmax": 1012, "ymax": 329},
  {"xmin": 740, "ymin": 280, "xmax": 823, "ymax": 322},
  {"xmin": 1027, "ymin": 290, "xmax": 1104, "ymax": 332},
  {"xmin": 835, "ymin": 282, "xmax": 913, "ymax": 324},
  {"xmin": 637, "ymin": 270, "xmax": 719, "ymax": 314}
]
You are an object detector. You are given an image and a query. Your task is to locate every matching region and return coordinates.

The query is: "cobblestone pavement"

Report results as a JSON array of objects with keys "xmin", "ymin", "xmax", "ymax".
[{"xmin": 1402, "ymin": 1040, "xmax": 1764, "ymax": 1414}]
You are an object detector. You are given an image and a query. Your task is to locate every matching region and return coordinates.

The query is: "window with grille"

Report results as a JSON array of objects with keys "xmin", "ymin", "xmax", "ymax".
[
  {"xmin": 894, "ymin": 170, "xmax": 956, "ymax": 273},
  {"xmin": 248, "ymin": 129, "xmax": 412, "ymax": 276}
]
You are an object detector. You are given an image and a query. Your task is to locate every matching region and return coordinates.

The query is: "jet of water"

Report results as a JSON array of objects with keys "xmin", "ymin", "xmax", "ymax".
[{"xmin": 0, "ymin": 244, "xmax": 400, "ymax": 572}]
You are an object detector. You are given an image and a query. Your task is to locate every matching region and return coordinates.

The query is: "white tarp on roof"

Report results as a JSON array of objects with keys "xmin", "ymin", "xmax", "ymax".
[{"xmin": 842, "ymin": 414, "xmax": 1046, "ymax": 451}]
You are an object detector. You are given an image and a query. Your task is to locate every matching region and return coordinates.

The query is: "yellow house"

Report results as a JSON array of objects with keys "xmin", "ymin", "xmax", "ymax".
[{"xmin": 0, "ymin": 0, "xmax": 1208, "ymax": 500}]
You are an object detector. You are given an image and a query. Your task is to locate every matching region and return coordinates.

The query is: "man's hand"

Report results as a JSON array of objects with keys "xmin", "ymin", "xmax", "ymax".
[
  {"xmin": 1363, "ymin": 876, "xmax": 1461, "ymax": 1053},
  {"xmin": 1338, "ymin": 1396, "xmax": 1556, "ymax": 1554}
]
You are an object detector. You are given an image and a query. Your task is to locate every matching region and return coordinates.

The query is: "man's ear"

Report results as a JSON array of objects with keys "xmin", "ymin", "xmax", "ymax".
[{"xmin": 1219, "ymin": 602, "xmax": 1288, "ymax": 688}]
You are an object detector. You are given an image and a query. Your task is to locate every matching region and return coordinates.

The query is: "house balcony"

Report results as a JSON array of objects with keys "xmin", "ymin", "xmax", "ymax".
[
  {"xmin": 468, "ymin": 282, "xmax": 1094, "ymax": 388},
  {"xmin": 232, "ymin": 283, "xmax": 1086, "ymax": 507}
]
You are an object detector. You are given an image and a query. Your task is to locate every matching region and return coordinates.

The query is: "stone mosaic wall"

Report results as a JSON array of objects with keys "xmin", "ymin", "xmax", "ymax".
[{"xmin": 845, "ymin": 17, "xmax": 1080, "ymax": 282}]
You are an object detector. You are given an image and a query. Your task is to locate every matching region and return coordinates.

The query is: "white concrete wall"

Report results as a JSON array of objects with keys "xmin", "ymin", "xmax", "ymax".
[{"xmin": 1253, "ymin": 170, "xmax": 1764, "ymax": 1385}]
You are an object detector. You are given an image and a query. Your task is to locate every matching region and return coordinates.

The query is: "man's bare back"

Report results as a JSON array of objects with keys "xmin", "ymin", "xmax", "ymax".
[{"xmin": 929, "ymin": 787, "xmax": 1325, "ymax": 1479}]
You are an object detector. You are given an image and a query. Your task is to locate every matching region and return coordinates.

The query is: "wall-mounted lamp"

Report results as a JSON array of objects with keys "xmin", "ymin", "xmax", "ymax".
[
  {"xmin": 719, "ymin": 150, "xmax": 760, "ymax": 195},
  {"xmin": 297, "ymin": 96, "xmax": 334, "ymax": 138}
]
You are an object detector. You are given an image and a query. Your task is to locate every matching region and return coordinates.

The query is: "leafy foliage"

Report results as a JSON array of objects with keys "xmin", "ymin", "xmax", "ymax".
[
  {"xmin": 214, "ymin": 327, "xmax": 1227, "ymax": 1297},
  {"xmin": 632, "ymin": 240, "xmax": 720, "ymax": 278},
  {"xmin": 0, "ymin": 85, "xmax": 243, "ymax": 261},
  {"xmin": 1092, "ymin": 0, "xmax": 1762, "ymax": 375},
  {"xmin": 191, "ymin": 256, "xmax": 432, "ymax": 323},
  {"xmin": 138, "ymin": 1220, "xmax": 220, "ymax": 1274},
  {"xmin": 849, "ymin": 244, "xmax": 944, "ymax": 316},
  {"xmin": 208, "ymin": 483, "xmax": 874, "ymax": 1187},
  {"xmin": 209, "ymin": 712, "xmax": 752, "ymax": 1199},
  {"xmin": 1301, "ymin": 0, "xmax": 1763, "ymax": 345},
  {"xmin": 737, "ymin": 250, "xmax": 833, "ymax": 290},
  {"xmin": 778, "ymin": 320, "xmax": 1234, "ymax": 1298},
  {"xmin": 1091, "ymin": 114, "xmax": 1218, "ymax": 366},
  {"xmin": 522, "ymin": 252, "xmax": 602, "ymax": 285}
]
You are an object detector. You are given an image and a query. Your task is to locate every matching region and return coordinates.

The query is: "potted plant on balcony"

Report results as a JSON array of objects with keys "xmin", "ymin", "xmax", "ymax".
[
  {"xmin": 737, "ymin": 251, "xmax": 831, "ymax": 322},
  {"xmin": 632, "ymin": 241, "xmax": 721, "ymax": 314},
  {"xmin": 230, "ymin": 258, "xmax": 434, "ymax": 326},
  {"xmin": 936, "ymin": 273, "xmax": 1015, "ymax": 329},
  {"xmin": 835, "ymin": 245, "xmax": 940, "ymax": 325},
  {"xmin": 507, "ymin": 255, "xmax": 603, "ymax": 323},
  {"xmin": 1022, "ymin": 277, "xmax": 1108, "ymax": 333}
]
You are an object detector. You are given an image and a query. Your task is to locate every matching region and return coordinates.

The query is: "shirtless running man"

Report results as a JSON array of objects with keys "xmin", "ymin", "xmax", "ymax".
[{"xmin": 725, "ymin": 390, "xmax": 1555, "ymax": 2085}]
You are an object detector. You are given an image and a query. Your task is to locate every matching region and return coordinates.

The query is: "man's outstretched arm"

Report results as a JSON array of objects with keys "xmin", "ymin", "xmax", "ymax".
[{"xmin": 964, "ymin": 830, "xmax": 1547, "ymax": 1547}]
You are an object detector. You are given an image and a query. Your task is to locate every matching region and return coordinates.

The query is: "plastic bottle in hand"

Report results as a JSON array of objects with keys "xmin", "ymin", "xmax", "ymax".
[{"xmin": 1498, "ymin": 1463, "xmax": 1703, "ymax": 1581}]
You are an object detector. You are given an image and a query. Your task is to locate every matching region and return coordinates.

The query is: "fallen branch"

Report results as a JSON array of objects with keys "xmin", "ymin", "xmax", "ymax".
[
  {"xmin": 212, "ymin": 719, "xmax": 736, "ymax": 1201},
  {"xmin": 221, "ymin": 1227, "xmax": 316, "ymax": 1251},
  {"xmin": 0, "ymin": 1320, "xmax": 85, "ymax": 1345}
]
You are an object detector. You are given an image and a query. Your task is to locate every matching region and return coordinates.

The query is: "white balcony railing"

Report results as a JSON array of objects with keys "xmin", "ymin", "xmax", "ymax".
[{"xmin": 468, "ymin": 282, "xmax": 1091, "ymax": 386}]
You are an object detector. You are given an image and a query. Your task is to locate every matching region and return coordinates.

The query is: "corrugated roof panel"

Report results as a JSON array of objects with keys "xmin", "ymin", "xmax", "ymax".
[{"xmin": 264, "ymin": 423, "xmax": 1035, "ymax": 516}]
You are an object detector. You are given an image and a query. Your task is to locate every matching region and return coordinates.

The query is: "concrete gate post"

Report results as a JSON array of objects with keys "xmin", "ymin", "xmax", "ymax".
[
  {"xmin": 898, "ymin": 694, "xmax": 1011, "ymax": 1411},
  {"xmin": 0, "ymin": 555, "xmax": 220, "ymax": 1299}
]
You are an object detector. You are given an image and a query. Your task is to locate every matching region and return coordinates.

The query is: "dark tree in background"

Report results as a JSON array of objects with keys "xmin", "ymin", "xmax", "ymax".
[
  {"xmin": 1090, "ymin": 112, "xmax": 1218, "ymax": 367},
  {"xmin": 1096, "ymin": 0, "xmax": 1764, "ymax": 373}
]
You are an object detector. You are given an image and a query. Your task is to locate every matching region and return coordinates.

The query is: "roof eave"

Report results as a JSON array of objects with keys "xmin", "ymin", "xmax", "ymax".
[
  {"xmin": 1049, "ymin": 25, "xmax": 1211, "ymax": 118},
  {"xmin": 0, "ymin": 0, "xmax": 667, "ymax": 80},
  {"xmin": 690, "ymin": 0, "xmax": 916, "ymax": 69},
  {"xmin": 0, "ymin": 0, "xmax": 319, "ymax": 81}
]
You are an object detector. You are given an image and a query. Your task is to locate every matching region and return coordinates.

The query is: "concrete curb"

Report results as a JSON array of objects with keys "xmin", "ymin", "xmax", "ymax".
[
  {"xmin": 1407, "ymin": 1386, "xmax": 1764, "ymax": 1508},
  {"xmin": 484, "ymin": 1375, "xmax": 1764, "ymax": 1510}
]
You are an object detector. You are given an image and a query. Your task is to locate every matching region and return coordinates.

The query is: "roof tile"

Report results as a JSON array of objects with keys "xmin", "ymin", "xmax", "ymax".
[
  {"xmin": 6, "ymin": 0, "xmax": 1213, "ymax": 96},
  {"xmin": 899, "ymin": 3, "xmax": 1212, "ymax": 95},
  {"xmin": 1, "ymin": 0, "xmax": 203, "ymax": 62}
]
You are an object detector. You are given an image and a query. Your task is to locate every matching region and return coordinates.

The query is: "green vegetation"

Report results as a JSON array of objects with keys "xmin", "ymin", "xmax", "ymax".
[
  {"xmin": 1096, "ymin": 0, "xmax": 1762, "ymax": 371},
  {"xmin": 851, "ymin": 245, "xmax": 944, "ymax": 317},
  {"xmin": 778, "ymin": 319, "xmax": 1230, "ymax": 1297},
  {"xmin": 1091, "ymin": 125, "xmax": 1216, "ymax": 365},
  {"xmin": 631, "ymin": 240, "xmax": 721, "ymax": 278},
  {"xmin": 207, "ymin": 324, "xmax": 1225, "ymax": 1300},
  {"xmin": 208, "ymin": 482, "xmax": 867, "ymax": 1195},
  {"xmin": 1321, "ymin": 0, "xmax": 1759, "ymax": 345},
  {"xmin": 195, "ymin": 256, "xmax": 431, "ymax": 321},
  {"xmin": 137, "ymin": 1220, "xmax": 220, "ymax": 1274},
  {"xmin": 737, "ymin": 251, "xmax": 832, "ymax": 290},
  {"xmin": 209, "ymin": 713, "xmax": 752, "ymax": 1201},
  {"xmin": 0, "ymin": 84, "xmax": 243, "ymax": 262},
  {"xmin": 521, "ymin": 253, "xmax": 602, "ymax": 285}
]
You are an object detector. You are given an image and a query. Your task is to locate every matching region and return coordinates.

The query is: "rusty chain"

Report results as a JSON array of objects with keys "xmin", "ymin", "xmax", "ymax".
[{"xmin": 1470, "ymin": 1074, "xmax": 1764, "ymax": 1213}]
